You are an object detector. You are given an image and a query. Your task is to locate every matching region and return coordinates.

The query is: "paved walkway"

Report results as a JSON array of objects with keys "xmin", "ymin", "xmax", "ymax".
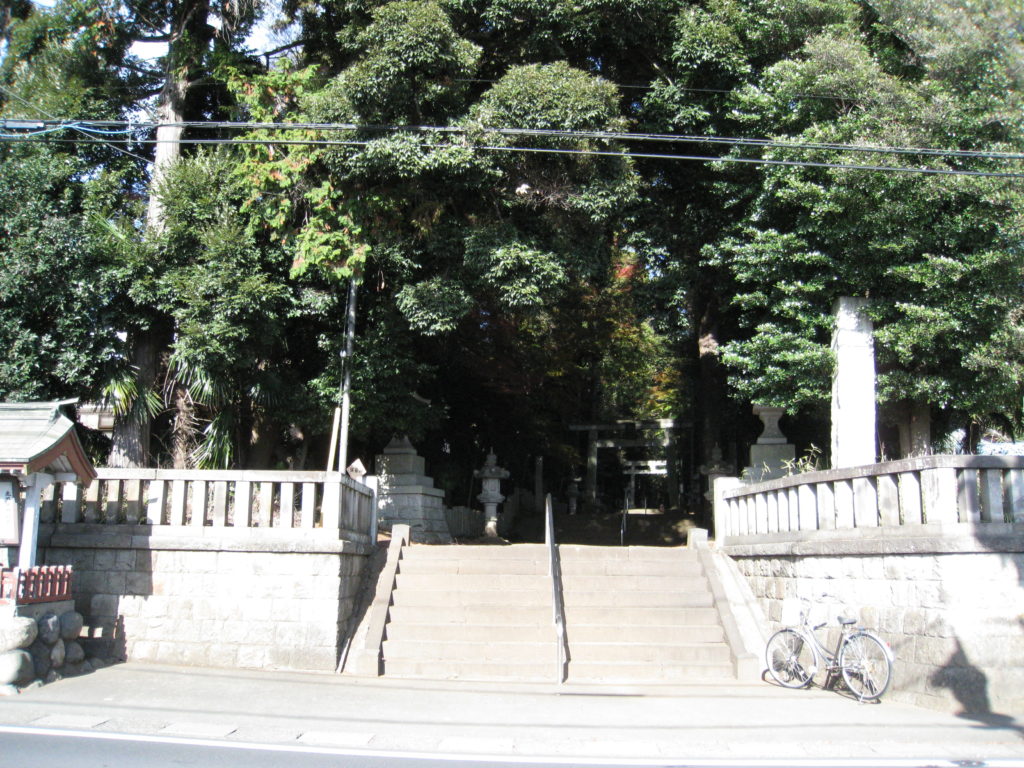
[{"xmin": 0, "ymin": 663, "xmax": 1021, "ymax": 763}]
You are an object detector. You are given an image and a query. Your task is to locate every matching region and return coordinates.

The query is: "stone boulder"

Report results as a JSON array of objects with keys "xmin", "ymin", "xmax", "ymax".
[
  {"xmin": 62, "ymin": 660, "xmax": 88, "ymax": 677},
  {"xmin": 37, "ymin": 613, "xmax": 60, "ymax": 645},
  {"xmin": 50, "ymin": 638, "xmax": 66, "ymax": 668},
  {"xmin": 59, "ymin": 611, "xmax": 84, "ymax": 641},
  {"xmin": 28, "ymin": 639, "xmax": 51, "ymax": 679},
  {"xmin": 0, "ymin": 617, "xmax": 38, "ymax": 653},
  {"xmin": 64, "ymin": 640, "xmax": 85, "ymax": 666},
  {"xmin": 0, "ymin": 650, "xmax": 34, "ymax": 686}
]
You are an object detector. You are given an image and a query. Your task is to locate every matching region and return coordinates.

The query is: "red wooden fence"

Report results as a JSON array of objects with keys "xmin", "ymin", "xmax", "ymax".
[{"xmin": 0, "ymin": 565, "xmax": 73, "ymax": 606}]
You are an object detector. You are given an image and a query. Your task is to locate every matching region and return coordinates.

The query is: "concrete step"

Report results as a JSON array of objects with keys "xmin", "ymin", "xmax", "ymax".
[
  {"xmin": 397, "ymin": 558, "xmax": 547, "ymax": 576},
  {"xmin": 567, "ymin": 641, "xmax": 732, "ymax": 664},
  {"xmin": 560, "ymin": 590, "xmax": 713, "ymax": 608},
  {"xmin": 563, "ymin": 605, "xmax": 720, "ymax": 625},
  {"xmin": 395, "ymin": 573, "xmax": 549, "ymax": 591},
  {"xmin": 558, "ymin": 545, "xmax": 694, "ymax": 561},
  {"xmin": 386, "ymin": 623, "xmax": 552, "ymax": 643},
  {"xmin": 388, "ymin": 604, "xmax": 552, "ymax": 625},
  {"xmin": 567, "ymin": 661, "xmax": 736, "ymax": 683},
  {"xmin": 391, "ymin": 588, "xmax": 550, "ymax": 607},
  {"xmin": 401, "ymin": 544, "xmax": 547, "ymax": 559},
  {"xmin": 558, "ymin": 558, "xmax": 703, "ymax": 578},
  {"xmin": 561, "ymin": 574, "xmax": 708, "ymax": 592},
  {"xmin": 394, "ymin": 572, "xmax": 708, "ymax": 593},
  {"xmin": 384, "ymin": 639, "xmax": 555, "ymax": 664},
  {"xmin": 385, "ymin": 658, "xmax": 556, "ymax": 682},
  {"xmin": 567, "ymin": 623, "xmax": 725, "ymax": 644}
]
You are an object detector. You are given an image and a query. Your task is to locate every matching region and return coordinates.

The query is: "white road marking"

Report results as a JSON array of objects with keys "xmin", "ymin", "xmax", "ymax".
[
  {"xmin": 298, "ymin": 730, "xmax": 376, "ymax": 747},
  {"xmin": 30, "ymin": 715, "xmax": 110, "ymax": 729},
  {"xmin": 160, "ymin": 721, "xmax": 238, "ymax": 738}
]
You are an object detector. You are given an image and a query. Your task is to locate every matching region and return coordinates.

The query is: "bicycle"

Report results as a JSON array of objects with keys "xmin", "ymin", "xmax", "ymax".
[{"xmin": 764, "ymin": 595, "xmax": 894, "ymax": 702}]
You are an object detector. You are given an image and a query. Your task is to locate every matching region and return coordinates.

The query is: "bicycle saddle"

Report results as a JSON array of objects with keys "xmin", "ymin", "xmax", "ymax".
[{"xmin": 838, "ymin": 616, "xmax": 857, "ymax": 625}]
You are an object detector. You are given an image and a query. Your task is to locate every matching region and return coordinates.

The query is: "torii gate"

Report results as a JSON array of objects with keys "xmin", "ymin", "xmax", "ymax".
[
  {"xmin": 0, "ymin": 400, "xmax": 97, "ymax": 571},
  {"xmin": 569, "ymin": 418, "xmax": 687, "ymax": 511}
]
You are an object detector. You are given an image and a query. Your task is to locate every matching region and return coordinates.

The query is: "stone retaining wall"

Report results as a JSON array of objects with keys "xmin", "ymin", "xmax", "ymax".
[
  {"xmin": 722, "ymin": 523, "xmax": 1024, "ymax": 715},
  {"xmin": 43, "ymin": 525, "xmax": 372, "ymax": 671}
]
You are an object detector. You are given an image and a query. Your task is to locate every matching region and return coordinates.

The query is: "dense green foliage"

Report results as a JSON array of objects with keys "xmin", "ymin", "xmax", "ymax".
[{"xmin": 1, "ymin": 0, "xmax": 1022, "ymax": 511}]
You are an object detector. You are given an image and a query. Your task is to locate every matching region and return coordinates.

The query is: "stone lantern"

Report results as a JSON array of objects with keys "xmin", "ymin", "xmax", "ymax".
[
  {"xmin": 699, "ymin": 444, "xmax": 733, "ymax": 503},
  {"xmin": 474, "ymin": 451, "xmax": 509, "ymax": 538},
  {"xmin": 566, "ymin": 481, "xmax": 580, "ymax": 516}
]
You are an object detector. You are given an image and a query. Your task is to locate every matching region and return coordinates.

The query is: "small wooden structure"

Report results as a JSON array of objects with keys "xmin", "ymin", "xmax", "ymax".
[{"xmin": 0, "ymin": 400, "xmax": 95, "ymax": 605}]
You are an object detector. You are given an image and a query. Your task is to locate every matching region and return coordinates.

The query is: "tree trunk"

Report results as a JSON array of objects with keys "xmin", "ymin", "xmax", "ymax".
[
  {"xmin": 696, "ymin": 300, "xmax": 723, "ymax": 460},
  {"xmin": 694, "ymin": 296, "xmax": 725, "ymax": 525},
  {"xmin": 108, "ymin": 328, "xmax": 161, "ymax": 467},
  {"xmin": 170, "ymin": 382, "xmax": 197, "ymax": 469},
  {"xmin": 247, "ymin": 412, "xmax": 280, "ymax": 469},
  {"xmin": 120, "ymin": 0, "xmax": 212, "ymax": 465}
]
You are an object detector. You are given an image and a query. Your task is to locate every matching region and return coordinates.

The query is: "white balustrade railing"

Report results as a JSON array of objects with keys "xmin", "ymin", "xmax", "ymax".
[
  {"xmin": 47, "ymin": 468, "xmax": 375, "ymax": 542},
  {"xmin": 715, "ymin": 455, "xmax": 1024, "ymax": 543}
]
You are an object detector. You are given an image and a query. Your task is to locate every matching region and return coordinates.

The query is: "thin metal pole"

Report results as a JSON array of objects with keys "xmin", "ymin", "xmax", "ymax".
[
  {"xmin": 337, "ymin": 275, "xmax": 359, "ymax": 475},
  {"xmin": 326, "ymin": 405, "xmax": 341, "ymax": 472}
]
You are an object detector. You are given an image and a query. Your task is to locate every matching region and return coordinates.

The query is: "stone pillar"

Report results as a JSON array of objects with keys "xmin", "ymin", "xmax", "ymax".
[
  {"xmin": 534, "ymin": 456, "xmax": 544, "ymax": 515},
  {"xmin": 567, "ymin": 481, "xmax": 579, "ymax": 516},
  {"xmin": 831, "ymin": 297, "xmax": 876, "ymax": 469},
  {"xmin": 585, "ymin": 428, "xmax": 598, "ymax": 505},
  {"xmin": 744, "ymin": 405, "xmax": 796, "ymax": 481},
  {"xmin": 475, "ymin": 451, "xmax": 510, "ymax": 539},
  {"xmin": 1, "ymin": 481, "xmax": 19, "ymax": 568},
  {"xmin": 375, "ymin": 437, "xmax": 451, "ymax": 544},
  {"xmin": 17, "ymin": 474, "xmax": 53, "ymax": 570},
  {"xmin": 896, "ymin": 402, "xmax": 932, "ymax": 457}
]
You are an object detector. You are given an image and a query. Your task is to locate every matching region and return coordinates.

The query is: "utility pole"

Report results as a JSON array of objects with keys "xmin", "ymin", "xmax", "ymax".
[{"xmin": 328, "ymin": 275, "xmax": 359, "ymax": 473}]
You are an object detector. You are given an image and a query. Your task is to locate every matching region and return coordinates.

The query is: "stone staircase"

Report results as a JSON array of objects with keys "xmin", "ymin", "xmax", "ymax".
[
  {"xmin": 375, "ymin": 542, "xmax": 737, "ymax": 683},
  {"xmin": 382, "ymin": 544, "xmax": 557, "ymax": 681},
  {"xmin": 560, "ymin": 545, "xmax": 733, "ymax": 682}
]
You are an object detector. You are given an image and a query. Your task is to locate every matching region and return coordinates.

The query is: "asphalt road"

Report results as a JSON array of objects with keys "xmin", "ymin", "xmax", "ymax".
[
  {"xmin": 0, "ymin": 664, "xmax": 1021, "ymax": 765},
  {"xmin": 2, "ymin": 727, "xmax": 1022, "ymax": 768}
]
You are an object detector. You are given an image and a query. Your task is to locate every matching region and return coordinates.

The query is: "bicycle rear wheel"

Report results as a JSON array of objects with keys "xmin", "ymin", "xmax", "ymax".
[
  {"xmin": 839, "ymin": 631, "xmax": 893, "ymax": 701},
  {"xmin": 765, "ymin": 628, "xmax": 817, "ymax": 688}
]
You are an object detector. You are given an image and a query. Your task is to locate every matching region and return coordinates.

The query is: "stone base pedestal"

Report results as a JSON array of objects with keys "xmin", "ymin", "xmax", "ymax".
[
  {"xmin": 746, "ymin": 443, "xmax": 796, "ymax": 481},
  {"xmin": 375, "ymin": 437, "xmax": 452, "ymax": 544},
  {"xmin": 743, "ymin": 405, "xmax": 796, "ymax": 482}
]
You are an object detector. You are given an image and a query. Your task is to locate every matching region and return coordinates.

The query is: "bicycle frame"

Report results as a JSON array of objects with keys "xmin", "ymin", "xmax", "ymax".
[
  {"xmin": 790, "ymin": 616, "xmax": 853, "ymax": 688},
  {"xmin": 788, "ymin": 596, "xmax": 892, "ymax": 695}
]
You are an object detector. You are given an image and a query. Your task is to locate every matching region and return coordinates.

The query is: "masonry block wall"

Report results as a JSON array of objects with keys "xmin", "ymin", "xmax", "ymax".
[
  {"xmin": 43, "ymin": 525, "xmax": 371, "ymax": 671},
  {"xmin": 724, "ymin": 526, "xmax": 1024, "ymax": 716}
]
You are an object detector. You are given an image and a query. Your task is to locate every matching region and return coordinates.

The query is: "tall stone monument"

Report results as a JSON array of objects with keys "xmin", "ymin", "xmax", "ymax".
[
  {"xmin": 743, "ymin": 405, "xmax": 795, "ymax": 481},
  {"xmin": 375, "ymin": 437, "xmax": 451, "ymax": 544},
  {"xmin": 831, "ymin": 297, "xmax": 876, "ymax": 469}
]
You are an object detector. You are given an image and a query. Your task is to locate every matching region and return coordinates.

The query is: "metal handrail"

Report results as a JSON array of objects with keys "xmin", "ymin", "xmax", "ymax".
[
  {"xmin": 545, "ymin": 493, "xmax": 569, "ymax": 683},
  {"xmin": 620, "ymin": 491, "xmax": 629, "ymax": 546}
]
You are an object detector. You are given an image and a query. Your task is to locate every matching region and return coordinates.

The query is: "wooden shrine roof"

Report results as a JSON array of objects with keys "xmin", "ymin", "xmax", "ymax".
[{"xmin": 0, "ymin": 400, "xmax": 96, "ymax": 481}]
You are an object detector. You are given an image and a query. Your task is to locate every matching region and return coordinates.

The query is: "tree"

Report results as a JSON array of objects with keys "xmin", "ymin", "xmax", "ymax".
[
  {"xmin": 108, "ymin": 0, "xmax": 266, "ymax": 467},
  {"xmin": 702, "ymin": 0, "xmax": 1024, "ymax": 456},
  {"xmin": 0, "ymin": 0, "xmax": 149, "ymax": 438}
]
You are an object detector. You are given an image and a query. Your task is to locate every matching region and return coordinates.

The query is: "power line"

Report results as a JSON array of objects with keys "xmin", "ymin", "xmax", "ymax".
[
  {"xmin": 6, "ymin": 134, "xmax": 1023, "ymax": 179},
  {"xmin": 0, "ymin": 85, "xmax": 149, "ymax": 163},
  {"xmin": 5, "ymin": 118, "xmax": 1024, "ymax": 163}
]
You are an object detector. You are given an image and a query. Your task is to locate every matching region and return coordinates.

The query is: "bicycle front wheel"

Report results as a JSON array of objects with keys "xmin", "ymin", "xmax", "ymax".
[
  {"xmin": 839, "ymin": 632, "xmax": 893, "ymax": 701},
  {"xmin": 765, "ymin": 628, "xmax": 817, "ymax": 688}
]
